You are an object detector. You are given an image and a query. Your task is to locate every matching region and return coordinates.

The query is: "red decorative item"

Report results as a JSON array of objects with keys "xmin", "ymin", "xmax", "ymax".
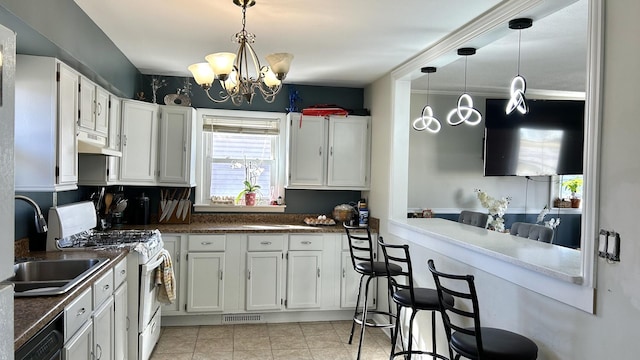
[{"xmin": 245, "ymin": 192, "xmax": 257, "ymax": 206}]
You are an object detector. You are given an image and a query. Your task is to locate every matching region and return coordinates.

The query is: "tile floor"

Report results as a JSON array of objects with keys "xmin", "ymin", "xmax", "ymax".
[{"xmin": 149, "ymin": 320, "xmax": 394, "ymax": 360}]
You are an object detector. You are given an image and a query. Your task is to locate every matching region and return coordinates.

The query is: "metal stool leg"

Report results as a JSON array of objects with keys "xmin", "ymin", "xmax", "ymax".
[
  {"xmin": 348, "ymin": 273, "xmax": 366, "ymax": 344},
  {"xmin": 407, "ymin": 310, "xmax": 417, "ymax": 359},
  {"xmin": 431, "ymin": 310, "xmax": 437, "ymax": 360},
  {"xmin": 356, "ymin": 275, "xmax": 374, "ymax": 360},
  {"xmin": 389, "ymin": 304, "xmax": 401, "ymax": 359}
]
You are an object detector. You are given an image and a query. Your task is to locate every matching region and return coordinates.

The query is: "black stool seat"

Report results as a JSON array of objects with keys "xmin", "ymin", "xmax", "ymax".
[
  {"xmin": 451, "ymin": 327, "xmax": 538, "ymax": 360},
  {"xmin": 356, "ymin": 261, "xmax": 402, "ymax": 276},
  {"xmin": 392, "ymin": 287, "xmax": 453, "ymax": 310}
]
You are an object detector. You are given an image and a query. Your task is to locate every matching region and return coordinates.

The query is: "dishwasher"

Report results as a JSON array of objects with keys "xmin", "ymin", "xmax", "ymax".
[{"xmin": 15, "ymin": 312, "xmax": 64, "ymax": 360}]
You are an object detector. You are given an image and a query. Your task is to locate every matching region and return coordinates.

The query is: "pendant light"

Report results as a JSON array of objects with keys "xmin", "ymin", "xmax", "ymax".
[
  {"xmin": 505, "ymin": 18, "xmax": 533, "ymax": 115},
  {"xmin": 412, "ymin": 66, "xmax": 441, "ymax": 133},
  {"xmin": 447, "ymin": 48, "xmax": 482, "ymax": 126}
]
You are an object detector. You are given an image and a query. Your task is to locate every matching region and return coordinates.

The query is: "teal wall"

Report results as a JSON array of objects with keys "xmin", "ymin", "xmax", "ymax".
[{"xmin": 4, "ymin": 0, "xmax": 366, "ymax": 244}]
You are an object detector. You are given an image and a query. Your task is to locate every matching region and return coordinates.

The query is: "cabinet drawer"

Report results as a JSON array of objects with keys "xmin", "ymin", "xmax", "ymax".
[
  {"xmin": 289, "ymin": 235, "xmax": 323, "ymax": 251},
  {"xmin": 64, "ymin": 287, "xmax": 93, "ymax": 341},
  {"xmin": 93, "ymin": 268, "xmax": 114, "ymax": 307},
  {"xmin": 248, "ymin": 235, "xmax": 285, "ymax": 251},
  {"xmin": 188, "ymin": 235, "xmax": 226, "ymax": 251},
  {"xmin": 113, "ymin": 257, "xmax": 127, "ymax": 288},
  {"xmin": 342, "ymin": 233, "xmax": 375, "ymax": 251}
]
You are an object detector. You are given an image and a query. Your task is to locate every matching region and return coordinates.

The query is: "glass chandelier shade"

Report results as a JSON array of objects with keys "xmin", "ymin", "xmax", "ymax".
[
  {"xmin": 188, "ymin": 0, "xmax": 293, "ymax": 105},
  {"xmin": 505, "ymin": 18, "xmax": 533, "ymax": 115},
  {"xmin": 412, "ymin": 66, "xmax": 442, "ymax": 133},
  {"xmin": 447, "ymin": 48, "xmax": 482, "ymax": 126}
]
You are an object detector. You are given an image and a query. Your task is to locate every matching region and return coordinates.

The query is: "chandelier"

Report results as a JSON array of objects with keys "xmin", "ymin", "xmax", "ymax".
[{"xmin": 188, "ymin": 0, "xmax": 294, "ymax": 105}]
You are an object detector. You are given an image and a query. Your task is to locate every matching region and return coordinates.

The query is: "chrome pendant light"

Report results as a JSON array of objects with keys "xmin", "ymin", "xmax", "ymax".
[
  {"xmin": 505, "ymin": 18, "xmax": 533, "ymax": 115},
  {"xmin": 412, "ymin": 66, "xmax": 441, "ymax": 133},
  {"xmin": 447, "ymin": 48, "xmax": 482, "ymax": 126},
  {"xmin": 188, "ymin": 0, "xmax": 294, "ymax": 105}
]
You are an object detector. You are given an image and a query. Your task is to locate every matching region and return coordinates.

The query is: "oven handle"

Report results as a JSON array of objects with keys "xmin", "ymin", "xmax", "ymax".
[{"xmin": 141, "ymin": 253, "xmax": 165, "ymax": 274}]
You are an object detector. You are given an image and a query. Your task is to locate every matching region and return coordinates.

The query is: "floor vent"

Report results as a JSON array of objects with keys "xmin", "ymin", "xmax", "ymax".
[{"xmin": 222, "ymin": 314, "xmax": 264, "ymax": 324}]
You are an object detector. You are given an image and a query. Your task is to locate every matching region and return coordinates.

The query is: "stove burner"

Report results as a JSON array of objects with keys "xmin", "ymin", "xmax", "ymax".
[{"xmin": 57, "ymin": 229, "xmax": 158, "ymax": 249}]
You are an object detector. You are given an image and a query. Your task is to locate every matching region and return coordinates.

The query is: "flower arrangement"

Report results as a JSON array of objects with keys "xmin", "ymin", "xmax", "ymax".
[
  {"xmin": 475, "ymin": 189, "xmax": 511, "ymax": 232},
  {"xmin": 231, "ymin": 157, "xmax": 264, "ymax": 206},
  {"xmin": 536, "ymin": 205, "xmax": 561, "ymax": 229}
]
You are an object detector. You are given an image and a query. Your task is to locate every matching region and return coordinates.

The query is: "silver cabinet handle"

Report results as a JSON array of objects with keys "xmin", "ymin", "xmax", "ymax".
[
  {"xmin": 103, "ymin": 284, "xmax": 110, "ymax": 291},
  {"xmin": 319, "ymin": 147, "xmax": 322, "ymax": 156},
  {"xmin": 330, "ymin": 146, "xmax": 333, "ymax": 156},
  {"xmin": 77, "ymin": 308, "xmax": 85, "ymax": 316},
  {"xmin": 260, "ymin": 241, "xmax": 272, "ymax": 245},
  {"xmin": 126, "ymin": 316, "xmax": 130, "ymax": 331},
  {"xmin": 301, "ymin": 241, "xmax": 312, "ymax": 245},
  {"xmin": 317, "ymin": 268, "xmax": 320, "ymax": 278},
  {"xmin": 96, "ymin": 344, "xmax": 102, "ymax": 360},
  {"xmin": 122, "ymin": 134, "xmax": 127, "ymax": 146},
  {"xmin": 97, "ymin": 102, "xmax": 102, "ymax": 116},
  {"xmin": 219, "ymin": 270, "xmax": 223, "ymax": 280},
  {"xmin": 247, "ymin": 270, "xmax": 251, "ymax": 280},
  {"xmin": 120, "ymin": 269, "xmax": 126, "ymax": 275},
  {"xmin": 342, "ymin": 268, "xmax": 346, "ymax": 278},
  {"xmin": 201, "ymin": 241, "xmax": 212, "ymax": 245}
]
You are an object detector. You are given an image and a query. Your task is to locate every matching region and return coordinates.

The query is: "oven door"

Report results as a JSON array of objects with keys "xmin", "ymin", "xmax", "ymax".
[{"xmin": 139, "ymin": 254, "xmax": 164, "ymax": 332}]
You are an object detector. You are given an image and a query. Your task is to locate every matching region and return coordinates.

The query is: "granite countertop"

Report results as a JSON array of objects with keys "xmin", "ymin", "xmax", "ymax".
[{"xmin": 14, "ymin": 249, "xmax": 128, "ymax": 350}]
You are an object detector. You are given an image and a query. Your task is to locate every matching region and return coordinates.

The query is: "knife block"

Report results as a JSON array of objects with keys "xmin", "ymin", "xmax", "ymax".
[{"xmin": 158, "ymin": 202, "xmax": 191, "ymax": 224}]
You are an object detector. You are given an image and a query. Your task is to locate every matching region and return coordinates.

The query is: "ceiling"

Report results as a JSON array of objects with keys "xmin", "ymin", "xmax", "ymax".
[{"xmin": 73, "ymin": 0, "xmax": 587, "ymax": 92}]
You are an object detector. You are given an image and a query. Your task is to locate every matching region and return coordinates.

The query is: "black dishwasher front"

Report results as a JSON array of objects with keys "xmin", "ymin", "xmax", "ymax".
[{"xmin": 15, "ymin": 312, "xmax": 64, "ymax": 360}]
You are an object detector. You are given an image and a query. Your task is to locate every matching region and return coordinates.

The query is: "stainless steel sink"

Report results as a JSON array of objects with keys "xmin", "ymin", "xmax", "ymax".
[{"xmin": 10, "ymin": 258, "xmax": 110, "ymax": 297}]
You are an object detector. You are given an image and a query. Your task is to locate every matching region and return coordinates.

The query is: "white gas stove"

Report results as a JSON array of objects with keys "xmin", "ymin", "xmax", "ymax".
[{"xmin": 46, "ymin": 201, "xmax": 166, "ymax": 360}]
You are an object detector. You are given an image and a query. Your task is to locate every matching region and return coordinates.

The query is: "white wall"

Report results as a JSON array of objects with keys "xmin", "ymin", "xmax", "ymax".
[
  {"xmin": 408, "ymin": 92, "xmax": 549, "ymax": 212},
  {"xmin": 366, "ymin": 0, "xmax": 640, "ymax": 358}
]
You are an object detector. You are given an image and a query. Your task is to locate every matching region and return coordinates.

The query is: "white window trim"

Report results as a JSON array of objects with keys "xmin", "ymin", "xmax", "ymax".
[{"xmin": 194, "ymin": 108, "xmax": 287, "ymax": 213}]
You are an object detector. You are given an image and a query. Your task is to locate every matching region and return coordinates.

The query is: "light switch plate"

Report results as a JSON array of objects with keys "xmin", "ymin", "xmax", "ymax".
[
  {"xmin": 598, "ymin": 230, "xmax": 608, "ymax": 257},
  {"xmin": 607, "ymin": 232, "xmax": 620, "ymax": 261}
]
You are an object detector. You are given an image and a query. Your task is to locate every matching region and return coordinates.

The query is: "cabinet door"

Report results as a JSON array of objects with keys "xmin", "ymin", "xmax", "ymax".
[
  {"xmin": 119, "ymin": 100, "xmax": 158, "ymax": 183},
  {"xmin": 341, "ymin": 252, "xmax": 375, "ymax": 308},
  {"xmin": 286, "ymin": 251, "xmax": 322, "ymax": 309},
  {"xmin": 158, "ymin": 106, "xmax": 195, "ymax": 185},
  {"xmin": 93, "ymin": 297, "xmax": 114, "ymax": 360},
  {"xmin": 95, "ymin": 87, "xmax": 109, "ymax": 135},
  {"xmin": 187, "ymin": 252, "xmax": 224, "ymax": 312},
  {"xmin": 113, "ymin": 284, "xmax": 128, "ymax": 360},
  {"xmin": 79, "ymin": 77, "xmax": 96, "ymax": 131},
  {"xmin": 161, "ymin": 235, "xmax": 181, "ymax": 314},
  {"xmin": 328, "ymin": 116, "xmax": 370, "ymax": 187},
  {"xmin": 246, "ymin": 251, "xmax": 282, "ymax": 311},
  {"xmin": 107, "ymin": 95, "xmax": 121, "ymax": 182},
  {"xmin": 57, "ymin": 63, "xmax": 79, "ymax": 186},
  {"xmin": 64, "ymin": 320, "xmax": 93, "ymax": 360},
  {"xmin": 288, "ymin": 114, "xmax": 327, "ymax": 187}
]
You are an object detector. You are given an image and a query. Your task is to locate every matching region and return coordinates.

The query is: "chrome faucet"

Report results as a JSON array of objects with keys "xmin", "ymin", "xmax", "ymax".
[{"xmin": 15, "ymin": 195, "xmax": 48, "ymax": 233}]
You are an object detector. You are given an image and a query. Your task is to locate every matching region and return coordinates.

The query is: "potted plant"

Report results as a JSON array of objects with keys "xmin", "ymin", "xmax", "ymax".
[
  {"xmin": 562, "ymin": 178, "xmax": 583, "ymax": 208},
  {"xmin": 236, "ymin": 180, "xmax": 261, "ymax": 206}
]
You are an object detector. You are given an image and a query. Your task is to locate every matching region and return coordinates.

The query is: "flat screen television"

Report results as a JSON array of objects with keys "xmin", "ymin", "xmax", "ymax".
[{"xmin": 484, "ymin": 99, "xmax": 585, "ymax": 176}]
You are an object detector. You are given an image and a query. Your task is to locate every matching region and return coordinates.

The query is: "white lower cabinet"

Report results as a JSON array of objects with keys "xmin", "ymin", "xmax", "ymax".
[
  {"xmin": 161, "ymin": 234, "xmax": 182, "ymax": 314},
  {"xmin": 64, "ymin": 320, "xmax": 93, "ymax": 360},
  {"xmin": 113, "ymin": 282, "xmax": 128, "ymax": 360},
  {"xmin": 93, "ymin": 296, "xmax": 114, "ymax": 360},
  {"xmin": 246, "ymin": 251, "xmax": 283, "ymax": 311},
  {"xmin": 286, "ymin": 234, "xmax": 324, "ymax": 309},
  {"xmin": 186, "ymin": 235, "xmax": 226, "ymax": 312}
]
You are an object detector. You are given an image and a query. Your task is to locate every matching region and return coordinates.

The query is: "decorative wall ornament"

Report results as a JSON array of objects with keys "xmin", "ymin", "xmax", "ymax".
[
  {"xmin": 412, "ymin": 66, "xmax": 442, "ymax": 133},
  {"xmin": 505, "ymin": 18, "xmax": 533, "ymax": 115},
  {"xmin": 447, "ymin": 48, "xmax": 482, "ymax": 126}
]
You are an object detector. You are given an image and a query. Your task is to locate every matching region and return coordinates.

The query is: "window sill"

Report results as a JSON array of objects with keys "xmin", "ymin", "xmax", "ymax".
[{"xmin": 194, "ymin": 204, "xmax": 286, "ymax": 213}]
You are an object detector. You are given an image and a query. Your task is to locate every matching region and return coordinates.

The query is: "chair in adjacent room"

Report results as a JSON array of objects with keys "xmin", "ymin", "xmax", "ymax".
[
  {"xmin": 458, "ymin": 211, "xmax": 489, "ymax": 228},
  {"xmin": 510, "ymin": 222, "xmax": 554, "ymax": 243},
  {"xmin": 343, "ymin": 224, "xmax": 402, "ymax": 360},
  {"xmin": 378, "ymin": 238, "xmax": 453, "ymax": 359},
  {"xmin": 427, "ymin": 259, "xmax": 539, "ymax": 360}
]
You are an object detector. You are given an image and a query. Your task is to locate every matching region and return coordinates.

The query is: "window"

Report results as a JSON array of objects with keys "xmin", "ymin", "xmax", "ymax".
[
  {"xmin": 194, "ymin": 109, "xmax": 287, "ymax": 211},
  {"xmin": 551, "ymin": 174, "xmax": 583, "ymax": 208}
]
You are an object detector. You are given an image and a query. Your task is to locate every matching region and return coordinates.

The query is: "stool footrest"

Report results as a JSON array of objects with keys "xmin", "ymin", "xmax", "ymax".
[
  {"xmin": 353, "ymin": 310, "xmax": 396, "ymax": 329},
  {"xmin": 391, "ymin": 350, "xmax": 448, "ymax": 360}
]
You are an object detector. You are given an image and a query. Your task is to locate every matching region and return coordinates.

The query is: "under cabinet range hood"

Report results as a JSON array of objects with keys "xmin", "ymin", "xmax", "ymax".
[{"xmin": 77, "ymin": 131, "xmax": 122, "ymax": 157}]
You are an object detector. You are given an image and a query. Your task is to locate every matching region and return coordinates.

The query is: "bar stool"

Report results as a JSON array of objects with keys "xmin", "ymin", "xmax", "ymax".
[
  {"xmin": 428, "ymin": 259, "xmax": 538, "ymax": 360},
  {"xmin": 378, "ymin": 238, "xmax": 453, "ymax": 359},
  {"xmin": 344, "ymin": 224, "xmax": 402, "ymax": 360}
]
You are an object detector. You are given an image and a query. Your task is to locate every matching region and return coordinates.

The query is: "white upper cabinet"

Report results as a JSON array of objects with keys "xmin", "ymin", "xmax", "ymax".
[
  {"xmin": 79, "ymin": 77, "xmax": 109, "ymax": 136},
  {"xmin": 15, "ymin": 55, "xmax": 78, "ymax": 191},
  {"xmin": 286, "ymin": 113, "xmax": 371, "ymax": 190},
  {"xmin": 119, "ymin": 100, "xmax": 159, "ymax": 184},
  {"xmin": 158, "ymin": 106, "xmax": 196, "ymax": 186}
]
